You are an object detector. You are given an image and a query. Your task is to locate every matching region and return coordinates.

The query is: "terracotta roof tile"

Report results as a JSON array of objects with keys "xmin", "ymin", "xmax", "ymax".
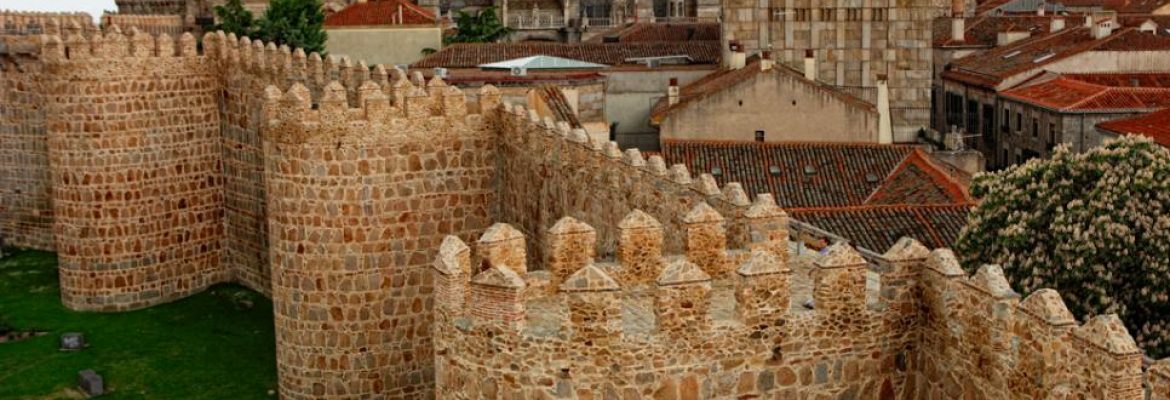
[
  {"xmin": 1059, "ymin": 0, "xmax": 1170, "ymax": 14},
  {"xmin": 658, "ymin": 140, "xmax": 972, "ymax": 209},
  {"xmin": 933, "ymin": 16, "xmax": 1085, "ymax": 47},
  {"xmin": 411, "ymin": 41, "xmax": 721, "ymax": 68},
  {"xmin": 1001, "ymin": 74, "xmax": 1170, "ymax": 110},
  {"xmin": 324, "ymin": 0, "xmax": 437, "ymax": 26},
  {"xmin": 1097, "ymin": 108, "xmax": 1170, "ymax": 147},
  {"xmin": 944, "ymin": 27, "xmax": 1170, "ymax": 88},
  {"xmin": 790, "ymin": 205, "xmax": 972, "ymax": 252}
]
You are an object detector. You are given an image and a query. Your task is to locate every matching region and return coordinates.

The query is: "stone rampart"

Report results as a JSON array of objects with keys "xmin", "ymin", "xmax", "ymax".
[
  {"xmin": 433, "ymin": 203, "xmax": 928, "ymax": 399},
  {"xmin": 496, "ymin": 100, "xmax": 765, "ymax": 272},
  {"xmin": 41, "ymin": 28, "xmax": 227, "ymax": 311},
  {"xmin": 100, "ymin": 14, "xmax": 183, "ymax": 37},
  {"xmin": 260, "ymin": 79, "xmax": 499, "ymax": 399},
  {"xmin": 0, "ymin": 11, "xmax": 96, "ymax": 36}
]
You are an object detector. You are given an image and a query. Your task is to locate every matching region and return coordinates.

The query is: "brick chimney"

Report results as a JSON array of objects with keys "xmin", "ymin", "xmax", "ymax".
[
  {"xmin": 876, "ymin": 74, "xmax": 892, "ymax": 144},
  {"xmin": 951, "ymin": 0, "xmax": 965, "ymax": 17},
  {"xmin": 761, "ymin": 50, "xmax": 774, "ymax": 71},
  {"xmin": 951, "ymin": 17, "xmax": 965, "ymax": 41},
  {"xmin": 1092, "ymin": 20, "xmax": 1115, "ymax": 39},
  {"xmin": 803, "ymin": 49, "xmax": 816, "ymax": 81},
  {"xmin": 667, "ymin": 77, "xmax": 680, "ymax": 106},
  {"xmin": 1037, "ymin": 5, "xmax": 1045, "ymax": 16}
]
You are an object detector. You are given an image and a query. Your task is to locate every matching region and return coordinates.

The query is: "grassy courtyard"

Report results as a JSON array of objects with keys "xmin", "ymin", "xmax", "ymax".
[{"xmin": 0, "ymin": 249, "xmax": 278, "ymax": 399}]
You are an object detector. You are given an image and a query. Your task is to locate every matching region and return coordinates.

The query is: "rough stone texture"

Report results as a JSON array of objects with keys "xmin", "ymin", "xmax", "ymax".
[
  {"xmin": 45, "ymin": 30, "xmax": 229, "ymax": 312},
  {"xmin": 6, "ymin": 24, "xmax": 1170, "ymax": 400}
]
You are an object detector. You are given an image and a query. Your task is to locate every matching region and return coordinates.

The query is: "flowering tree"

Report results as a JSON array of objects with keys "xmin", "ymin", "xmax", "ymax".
[{"xmin": 956, "ymin": 136, "xmax": 1170, "ymax": 357}]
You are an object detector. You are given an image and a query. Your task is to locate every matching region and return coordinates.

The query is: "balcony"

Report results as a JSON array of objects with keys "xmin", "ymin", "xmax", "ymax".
[{"xmin": 506, "ymin": 11, "xmax": 566, "ymax": 29}]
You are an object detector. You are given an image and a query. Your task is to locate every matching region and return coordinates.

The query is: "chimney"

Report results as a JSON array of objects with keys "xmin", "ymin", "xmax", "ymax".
[
  {"xmin": 1037, "ymin": 5, "xmax": 1045, "ymax": 16},
  {"xmin": 951, "ymin": 0, "xmax": 965, "ymax": 17},
  {"xmin": 1051, "ymin": 17, "xmax": 1065, "ymax": 32},
  {"xmin": 761, "ymin": 50, "xmax": 774, "ymax": 71},
  {"xmin": 729, "ymin": 42, "xmax": 747, "ymax": 70},
  {"xmin": 876, "ymin": 74, "xmax": 893, "ymax": 144},
  {"xmin": 1092, "ymin": 21, "xmax": 1115, "ymax": 39},
  {"xmin": 803, "ymin": 49, "xmax": 817, "ymax": 81},
  {"xmin": 951, "ymin": 17, "xmax": 965, "ymax": 41},
  {"xmin": 667, "ymin": 77, "xmax": 680, "ymax": 106},
  {"xmin": 1084, "ymin": 14, "xmax": 1093, "ymax": 27},
  {"xmin": 997, "ymin": 31, "xmax": 1031, "ymax": 46}
]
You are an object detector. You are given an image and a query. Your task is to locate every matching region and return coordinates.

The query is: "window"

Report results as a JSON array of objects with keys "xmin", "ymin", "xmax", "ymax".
[
  {"xmin": 1049, "ymin": 122, "xmax": 1057, "ymax": 144},
  {"xmin": 846, "ymin": 9, "xmax": 862, "ymax": 21},
  {"xmin": 1032, "ymin": 117, "xmax": 1039, "ymax": 138},
  {"xmin": 793, "ymin": 9, "xmax": 810, "ymax": 21},
  {"xmin": 1016, "ymin": 112, "xmax": 1022, "ymax": 132},
  {"xmin": 1002, "ymin": 108, "xmax": 1010, "ymax": 132},
  {"xmin": 966, "ymin": 99, "xmax": 979, "ymax": 134},
  {"xmin": 871, "ymin": 8, "xmax": 887, "ymax": 21},
  {"xmin": 755, "ymin": 130, "xmax": 765, "ymax": 142},
  {"xmin": 820, "ymin": 8, "xmax": 835, "ymax": 21}
]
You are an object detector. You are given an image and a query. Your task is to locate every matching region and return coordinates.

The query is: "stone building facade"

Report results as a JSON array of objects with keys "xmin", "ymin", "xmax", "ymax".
[
  {"xmin": 720, "ymin": 0, "xmax": 958, "ymax": 142},
  {"xmin": 3, "ymin": 11, "xmax": 1170, "ymax": 400}
]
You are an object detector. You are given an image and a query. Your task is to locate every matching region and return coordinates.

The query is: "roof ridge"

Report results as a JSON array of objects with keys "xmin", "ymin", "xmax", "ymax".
[
  {"xmin": 787, "ymin": 203, "xmax": 973, "ymax": 213},
  {"xmin": 660, "ymin": 138, "xmax": 918, "ymax": 149}
]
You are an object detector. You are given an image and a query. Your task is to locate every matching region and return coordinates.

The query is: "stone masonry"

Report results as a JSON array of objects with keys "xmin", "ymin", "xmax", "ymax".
[{"xmin": 3, "ymin": 10, "xmax": 1170, "ymax": 400}]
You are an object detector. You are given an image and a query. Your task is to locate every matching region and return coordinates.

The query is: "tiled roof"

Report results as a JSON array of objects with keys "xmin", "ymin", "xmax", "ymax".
[
  {"xmin": 657, "ymin": 140, "xmax": 972, "ymax": 209},
  {"xmin": 411, "ymin": 41, "xmax": 721, "ymax": 68},
  {"xmin": 790, "ymin": 205, "xmax": 972, "ymax": 252},
  {"xmin": 1097, "ymin": 108, "xmax": 1170, "ymax": 147},
  {"xmin": 324, "ymin": 0, "xmax": 437, "ymax": 26},
  {"xmin": 943, "ymin": 27, "xmax": 1170, "ymax": 88},
  {"xmin": 588, "ymin": 22, "xmax": 720, "ymax": 43},
  {"xmin": 648, "ymin": 60, "xmax": 875, "ymax": 125},
  {"xmin": 1058, "ymin": 0, "xmax": 1170, "ymax": 14},
  {"xmin": 932, "ymin": 16, "xmax": 1085, "ymax": 47},
  {"xmin": 976, "ymin": 0, "xmax": 1017, "ymax": 15},
  {"xmin": 1001, "ymin": 74, "xmax": 1170, "ymax": 111}
]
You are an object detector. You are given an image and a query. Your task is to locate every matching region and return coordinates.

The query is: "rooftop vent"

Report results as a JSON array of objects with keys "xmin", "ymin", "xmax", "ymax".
[
  {"xmin": 769, "ymin": 165, "xmax": 782, "ymax": 176},
  {"xmin": 865, "ymin": 173, "xmax": 880, "ymax": 183},
  {"xmin": 803, "ymin": 165, "xmax": 816, "ymax": 175},
  {"xmin": 711, "ymin": 167, "xmax": 723, "ymax": 176}
]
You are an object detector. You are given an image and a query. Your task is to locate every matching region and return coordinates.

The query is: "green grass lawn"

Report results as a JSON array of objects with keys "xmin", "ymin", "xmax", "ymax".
[{"xmin": 0, "ymin": 249, "xmax": 278, "ymax": 399}]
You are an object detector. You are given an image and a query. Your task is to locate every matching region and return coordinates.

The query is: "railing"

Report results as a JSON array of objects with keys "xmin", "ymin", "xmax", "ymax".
[
  {"xmin": 505, "ymin": 12, "xmax": 566, "ymax": 29},
  {"xmin": 584, "ymin": 17, "xmax": 615, "ymax": 28},
  {"xmin": 649, "ymin": 16, "xmax": 718, "ymax": 23}
]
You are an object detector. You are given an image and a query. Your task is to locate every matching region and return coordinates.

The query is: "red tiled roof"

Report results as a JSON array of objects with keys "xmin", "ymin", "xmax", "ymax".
[
  {"xmin": 933, "ymin": 16, "xmax": 1086, "ymax": 47},
  {"xmin": 1001, "ymin": 75, "xmax": 1170, "ymax": 111},
  {"xmin": 790, "ymin": 205, "xmax": 972, "ymax": 251},
  {"xmin": 411, "ymin": 41, "xmax": 721, "ymax": 68},
  {"xmin": 657, "ymin": 140, "xmax": 972, "ymax": 209},
  {"xmin": 648, "ymin": 60, "xmax": 875, "ymax": 125},
  {"xmin": 1058, "ymin": 0, "xmax": 1170, "ymax": 14},
  {"xmin": 588, "ymin": 22, "xmax": 720, "ymax": 43},
  {"xmin": 943, "ymin": 27, "xmax": 1170, "ymax": 88},
  {"xmin": 324, "ymin": 0, "xmax": 437, "ymax": 26},
  {"xmin": 976, "ymin": 0, "xmax": 1016, "ymax": 15},
  {"xmin": 1097, "ymin": 108, "xmax": 1170, "ymax": 147}
]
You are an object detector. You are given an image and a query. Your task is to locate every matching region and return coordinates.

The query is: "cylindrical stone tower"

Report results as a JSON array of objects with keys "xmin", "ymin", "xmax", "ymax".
[{"xmin": 44, "ymin": 29, "xmax": 228, "ymax": 312}]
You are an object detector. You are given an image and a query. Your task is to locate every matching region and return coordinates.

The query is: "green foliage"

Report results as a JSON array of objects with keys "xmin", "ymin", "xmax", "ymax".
[
  {"xmin": 213, "ymin": 0, "xmax": 258, "ymax": 38},
  {"xmin": 445, "ymin": 7, "xmax": 513, "ymax": 44},
  {"xmin": 956, "ymin": 136, "xmax": 1170, "ymax": 358},
  {"xmin": 257, "ymin": 0, "xmax": 328, "ymax": 54},
  {"xmin": 0, "ymin": 250, "xmax": 277, "ymax": 398}
]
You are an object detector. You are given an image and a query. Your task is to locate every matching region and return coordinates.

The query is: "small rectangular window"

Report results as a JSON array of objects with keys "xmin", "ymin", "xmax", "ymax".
[
  {"xmin": 1016, "ymin": 112, "xmax": 1022, "ymax": 131},
  {"xmin": 1032, "ymin": 118, "xmax": 1039, "ymax": 138},
  {"xmin": 1049, "ymin": 122, "xmax": 1057, "ymax": 143}
]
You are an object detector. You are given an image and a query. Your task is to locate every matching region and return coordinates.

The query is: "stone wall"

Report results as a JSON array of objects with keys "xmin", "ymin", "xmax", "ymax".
[
  {"xmin": 100, "ymin": 14, "xmax": 185, "ymax": 37},
  {"xmin": 496, "ymin": 101, "xmax": 759, "ymax": 270},
  {"xmin": 42, "ymin": 29, "xmax": 228, "ymax": 311},
  {"xmin": 433, "ymin": 204, "xmax": 928, "ymax": 399},
  {"xmin": 261, "ymin": 77, "xmax": 500, "ymax": 398}
]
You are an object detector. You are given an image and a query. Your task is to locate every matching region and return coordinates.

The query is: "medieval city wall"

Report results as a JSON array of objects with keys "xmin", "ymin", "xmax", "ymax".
[
  {"xmin": 0, "ymin": 13, "xmax": 99, "ymax": 250},
  {"xmin": 260, "ymin": 77, "xmax": 500, "ymax": 398},
  {"xmin": 41, "ymin": 28, "xmax": 229, "ymax": 311},
  {"xmin": 496, "ymin": 101, "xmax": 760, "ymax": 270},
  {"xmin": 100, "ymin": 14, "xmax": 184, "ymax": 37}
]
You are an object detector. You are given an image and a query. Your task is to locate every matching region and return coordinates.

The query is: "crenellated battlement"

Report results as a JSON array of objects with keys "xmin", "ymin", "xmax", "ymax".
[{"xmin": 0, "ymin": 10, "xmax": 95, "ymax": 36}]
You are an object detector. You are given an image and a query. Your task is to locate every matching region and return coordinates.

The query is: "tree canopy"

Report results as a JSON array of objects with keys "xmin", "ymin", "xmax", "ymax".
[
  {"xmin": 955, "ymin": 136, "xmax": 1170, "ymax": 357},
  {"xmin": 445, "ymin": 7, "xmax": 512, "ymax": 44},
  {"xmin": 257, "ymin": 0, "xmax": 328, "ymax": 54},
  {"xmin": 212, "ymin": 0, "xmax": 258, "ymax": 38}
]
